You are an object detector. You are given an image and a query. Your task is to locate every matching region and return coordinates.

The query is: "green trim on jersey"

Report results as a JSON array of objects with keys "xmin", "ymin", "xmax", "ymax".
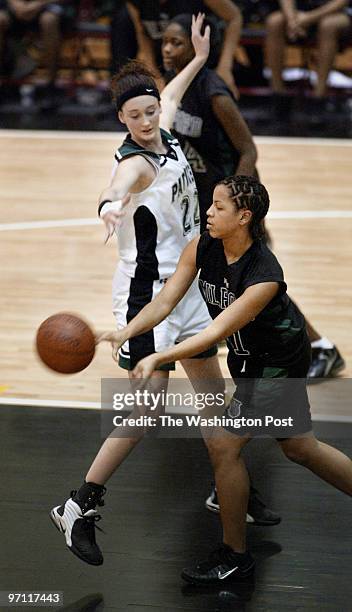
[{"xmin": 115, "ymin": 129, "xmax": 178, "ymax": 163}]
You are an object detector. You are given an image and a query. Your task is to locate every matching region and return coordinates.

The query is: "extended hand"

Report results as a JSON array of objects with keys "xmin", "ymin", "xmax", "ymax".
[
  {"xmin": 101, "ymin": 193, "xmax": 130, "ymax": 243},
  {"xmin": 191, "ymin": 13, "xmax": 210, "ymax": 63},
  {"xmin": 132, "ymin": 354, "xmax": 160, "ymax": 380},
  {"xmin": 96, "ymin": 330, "xmax": 126, "ymax": 362}
]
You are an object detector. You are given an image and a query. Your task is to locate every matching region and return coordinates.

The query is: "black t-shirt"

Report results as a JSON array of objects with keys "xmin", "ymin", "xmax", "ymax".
[
  {"xmin": 172, "ymin": 67, "xmax": 240, "ymax": 228},
  {"xmin": 196, "ymin": 232, "xmax": 306, "ymax": 365}
]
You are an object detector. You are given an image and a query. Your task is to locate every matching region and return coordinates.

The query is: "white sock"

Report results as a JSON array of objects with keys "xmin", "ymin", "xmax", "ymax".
[{"xmin": 311, "ymin": 337, "xmax": 334, "ymax": 350}]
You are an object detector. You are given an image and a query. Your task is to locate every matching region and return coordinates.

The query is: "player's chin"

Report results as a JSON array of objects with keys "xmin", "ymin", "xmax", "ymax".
[
  {"xmin": 140, "ymin": 128, "xmax": 156, "ymax": 139},
  {"xmin": 206, "ymin": 224, "xmax": 218, "ymax": 237}
]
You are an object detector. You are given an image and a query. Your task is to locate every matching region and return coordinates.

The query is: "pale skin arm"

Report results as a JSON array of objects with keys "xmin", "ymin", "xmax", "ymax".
[
  {"xmin": 132, "ymin": 282, "xmax": 280, "ymax": 379},
  {"xmin": 98, "ymin": 155, "xmax": 155, "ymax": 242},
  {"xmin": 159, "ymin": 13, "xmax": 210, "ymax": 131},
  {"xmin": 97, "ymin": 238, "xmax": 200, "ymax": 355}
]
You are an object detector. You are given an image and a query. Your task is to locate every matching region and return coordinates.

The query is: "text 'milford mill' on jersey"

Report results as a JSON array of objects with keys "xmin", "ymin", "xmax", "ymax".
[{"xmin": 114, "ymin": 129, "xmax": 200, "ymax": 280}]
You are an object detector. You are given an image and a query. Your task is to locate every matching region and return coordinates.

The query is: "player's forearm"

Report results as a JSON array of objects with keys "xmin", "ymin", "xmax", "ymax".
[
  {"xmin": 161, "ymin": 55, "xmax": 206, "ymax": 111},
  {"xmin": 99, "ymin": 171, "xmax": 136, "ymax": 204},
  {"xmin": 217, "ymin": 18, "xmax": 241, "ymax": 73},
  {"xmin": 121, "ymin": 297, "xmax": 175, "ymax": 345},
  {"xmin": 153, "ymin": 325, "xmax": 220, "ymax": 368},
  {"xmin": 235, "ymin": 147, "xmax": 258, "ymax": 176},
  {"xmin": 99, "ymin": 186, "xmax": 127, "ymax": 204}
]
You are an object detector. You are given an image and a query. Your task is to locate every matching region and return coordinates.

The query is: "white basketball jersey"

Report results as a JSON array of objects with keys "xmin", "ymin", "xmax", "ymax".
[{"xmin": 114, "ymin": 129, "xmax": 200, "ymax": 279}]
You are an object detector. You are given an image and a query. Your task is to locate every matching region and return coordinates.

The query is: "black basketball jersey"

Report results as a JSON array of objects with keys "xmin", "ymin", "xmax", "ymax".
[
  {"xmin": 196, "ymin": 232, "xmax": 306, "ymax": 365},
  {"xmin": 172, "ymin": 67, "xmax": 240, "ymax": 230}
]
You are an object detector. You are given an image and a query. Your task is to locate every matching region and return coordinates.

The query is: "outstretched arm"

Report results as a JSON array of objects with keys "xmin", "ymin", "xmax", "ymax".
[
  {"xmin": 98, "ymin": 154, "xmax": 156, "ymax": 242},
  {"xmin": 159, "ymin": 13, "xmax": 210, "ymax": 131},
  {"xmin": 132, "ymin": 282, "xmax": 279, "ymax": 378},
  {"xmin": 98, "ymin": 238, "xmax": 199, "ymax": 353}
]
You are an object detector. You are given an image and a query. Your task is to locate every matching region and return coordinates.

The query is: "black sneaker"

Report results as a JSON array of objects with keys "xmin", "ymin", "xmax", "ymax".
[
  {"xmin": 50, "ymin": 488, "xmax": 105, "ymax": 566},
  {"xmin": 205, "ymin": 486, "xmax": 281, "ymax": 526},
  {"xmin": 307, "ymin": 346, "xmax": 345, "ymax": 383},
  {"xmin": 181, "ymin": 544, "xmax": 255, "ymax": 584},
  {"xmin": 247, "ymin": 486, "xmax": 281, "ymax": 526}
]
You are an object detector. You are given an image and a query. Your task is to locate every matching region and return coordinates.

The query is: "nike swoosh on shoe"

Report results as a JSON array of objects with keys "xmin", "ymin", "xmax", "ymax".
[{"xmin": 218, "ymin": 566, "xmax": 239, "ymax": 579}]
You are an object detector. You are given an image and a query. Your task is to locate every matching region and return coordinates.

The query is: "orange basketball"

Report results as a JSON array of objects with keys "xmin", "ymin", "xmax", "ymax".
[{"xmin": 36, "ymin": 313, "xmax": 95, "ymax": 374}]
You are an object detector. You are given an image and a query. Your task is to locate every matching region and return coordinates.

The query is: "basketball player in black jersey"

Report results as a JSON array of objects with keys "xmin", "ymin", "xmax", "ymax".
[
  {"xmin": 163, "ymin": 14, "xmax": 280, "ymax": 522},
  {"xmin": 103, "ymin": 175, "xmax": 352, "ymax": 584},
  {"xmin": 161, "ymin": 13, "xmax": 345, "ymax": 384}
]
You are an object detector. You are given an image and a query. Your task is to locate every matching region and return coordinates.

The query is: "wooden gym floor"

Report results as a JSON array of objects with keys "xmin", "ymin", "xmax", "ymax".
[
  {"xmin": 0, "ymin": 130, "xmax": 351, "ymax": 418},
  {"xmin": 1, "ymin": 131, "xmax": 352, "ymax": 611}
]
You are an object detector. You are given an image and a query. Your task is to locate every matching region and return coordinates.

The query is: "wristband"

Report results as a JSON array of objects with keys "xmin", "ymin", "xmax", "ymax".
[{"xmin": 98, "ymin": 199, "xmax": 123, "ymax": 217}]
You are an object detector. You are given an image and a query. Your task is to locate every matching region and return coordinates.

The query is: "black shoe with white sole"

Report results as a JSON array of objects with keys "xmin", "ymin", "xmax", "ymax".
[
  {"xmin": 205, "ymin": 486, "xmax": 281, "ymax": 526},
  {"xmin": 181, "ymin": 544, "xmax": 255, "ymax": 585},
  {"xmin": 50, "ymin": 485, "xmax": 106, "ymax": 566},
  {"xmin": 307, "ymin": 346, "xmax": 345, "ymax": 383}
]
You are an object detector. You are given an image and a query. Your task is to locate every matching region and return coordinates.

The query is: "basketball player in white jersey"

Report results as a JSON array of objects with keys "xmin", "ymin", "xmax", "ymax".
[{"xmin": 50, "ymin": 14, "xmax": 225, "ymax": 567}]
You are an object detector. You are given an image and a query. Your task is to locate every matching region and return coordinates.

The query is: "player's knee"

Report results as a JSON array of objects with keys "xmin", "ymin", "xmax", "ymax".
[
  {"xmin": 281, "ymin": 439, "xmax": 313, "ymax": 465},
  {"xmin": 205, "ymin": 437, "xmax": 243, "ymax": 468},
  {"xmin": 266, "ymin": 11, "xmax": 286, "ymax": 34}
]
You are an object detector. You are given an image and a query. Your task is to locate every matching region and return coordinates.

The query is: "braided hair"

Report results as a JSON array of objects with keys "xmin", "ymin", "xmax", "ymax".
[{"xmin": 217, "ymin": 175, "xmax": 270, "ymax": 240}]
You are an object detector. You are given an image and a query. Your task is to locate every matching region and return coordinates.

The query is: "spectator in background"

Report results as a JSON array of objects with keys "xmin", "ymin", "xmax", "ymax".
[
  {"xmin": 0, "ymin": 0, "xmax": 74, "ymax": 104},
  {"xmin": 110, "ymin": 0, "xmax": 242, "ymax": 98},
  {"xmin": 265, "ymin": 0, "xmax": 350, "ymax": 106}
]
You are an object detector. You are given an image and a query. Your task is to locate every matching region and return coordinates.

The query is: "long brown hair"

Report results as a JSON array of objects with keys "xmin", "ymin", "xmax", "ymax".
[{"xmin": 111, "ymin": 60, "xmax": 158, "ymax": 110}]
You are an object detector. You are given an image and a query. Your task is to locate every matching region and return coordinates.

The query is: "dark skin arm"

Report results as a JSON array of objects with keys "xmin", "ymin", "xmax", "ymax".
[
  {"xmin": 126, "ymin": 1, "xmax": 164, "ymax": 88},
  {"xmin": 204, "ymin": 0, "xmax": 242, "ymax": 98},
  {"xmin": 211, "ymin": 94, "xmax": 257, "ymax": 176}
]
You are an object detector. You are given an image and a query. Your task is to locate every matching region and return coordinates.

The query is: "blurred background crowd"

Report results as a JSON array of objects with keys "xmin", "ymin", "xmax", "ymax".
[{"xmin": 0, "ymin": 0, "xmax": 351, "ymax": 134}]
